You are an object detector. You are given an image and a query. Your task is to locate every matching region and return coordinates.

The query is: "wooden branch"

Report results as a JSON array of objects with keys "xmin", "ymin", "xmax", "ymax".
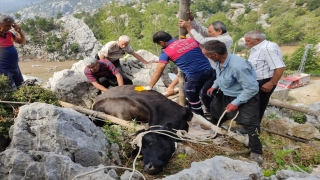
[
  {"xmin": 59, "ymin": 101, "xmax": 145, "ymax": 132},
  {"xmin": 268, "ymin": 99, "xmax": 320, "ymax": 116},
  {"xmin": 261, "ymin": 128, "xmax": 309, "ymax": 143}
]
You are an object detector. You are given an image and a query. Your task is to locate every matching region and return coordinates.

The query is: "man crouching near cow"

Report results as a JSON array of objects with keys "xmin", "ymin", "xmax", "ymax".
[
  {"xmin": 83, "ymin": 57, "xmax": 131, "ymax": 93},
  {"xmin": 145, "ymin": 31, "xmax": 215, "ymax": 116},
  {"xmin": 201, "ymin": 40, "xmax": 264, "ymax": 166}
]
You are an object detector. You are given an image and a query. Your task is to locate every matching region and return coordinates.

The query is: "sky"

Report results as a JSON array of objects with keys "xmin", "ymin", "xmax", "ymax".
[{"xmin": 0, "ymin": 0, "xmax": 47, "ymax": 13}]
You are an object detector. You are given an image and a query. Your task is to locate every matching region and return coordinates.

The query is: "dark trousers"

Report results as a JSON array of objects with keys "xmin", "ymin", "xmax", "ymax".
[
  {"xmin": 0, "ymin": 67, "xmax": 24, "ymax": 89},
  {"xmin": 95, "ymin": 54, "xmax": 133, "ymax": 85},
  {"xmin": 200, "ymin": 72, "xmax": 216, "ymax": 112},
  {"xmin": 258, "ymin": 78, "xmax": 276, "ymax": 122},
  {"xmin": 184, "ymin": 69, "xmax": 215, "ymax": 116},
  {"xmin": 210, "ymin": 90, "xmax": 263, "ymax": 154}
]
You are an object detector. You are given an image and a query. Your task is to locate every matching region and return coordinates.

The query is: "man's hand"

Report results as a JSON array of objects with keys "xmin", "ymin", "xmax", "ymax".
[
  {"xmin": 178, "ymin": 20, "xmax": 192, "ymax": 31},
  {"xmin": 207, "ymin": 87, "xmax": 215, "ymax": 96},
  {"xmin": 226, "ymin": 103, "xmax": 238, "ymax": 112},
  {"xmin": 187, "ymin": 11, "xmax": 194, "ymax": 21},
  {"xmin": 261, "ymin": 81, "xmax": 275, "ymax": 92},
  {"xmin": 13, "ymin": 24, "xmax": 22, "ymax": 33},
  {"xmin": 166, "ymin": 86, "xmax": 174, "ymax": 96},
  {"xmin": 134, "ymin": 86, "xmax": 152, "ymax": 92}
]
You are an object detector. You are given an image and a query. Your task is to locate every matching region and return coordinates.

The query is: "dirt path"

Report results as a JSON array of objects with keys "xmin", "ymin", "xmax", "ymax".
[
  {"xmin": 19, "ymin": 60, "xmax": 77, "ymax": 81},
  {"xmin": 287, "ymin": 79, "xmax": 320, "ymax": 105}
]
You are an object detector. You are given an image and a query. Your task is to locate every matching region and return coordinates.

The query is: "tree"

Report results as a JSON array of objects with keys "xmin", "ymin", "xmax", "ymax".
[{"xmin": 15, "ymin": 13, "xmax": 21, "ymax": 19}]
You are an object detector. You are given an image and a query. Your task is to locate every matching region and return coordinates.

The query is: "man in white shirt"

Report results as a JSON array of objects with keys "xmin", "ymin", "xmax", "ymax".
[
  {"xmin": 95, "ymin": 35, "xmax": 149, "ymax": 84},
  {"xmin": 244, "ymin": 30, "xmax": 285, "ymax": 122}
]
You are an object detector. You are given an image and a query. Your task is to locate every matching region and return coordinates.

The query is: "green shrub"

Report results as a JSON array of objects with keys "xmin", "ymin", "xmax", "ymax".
[
  {"xmin": 295, "ymin": 0, "xmax": 305, "ymax": 6},
  {"xmin": 12, "ymin": 85, "xmax": 60, "ymax": 106},
  {"xmin": 70, "ymin": 43, "xmax": 80, "ymax": 53}
]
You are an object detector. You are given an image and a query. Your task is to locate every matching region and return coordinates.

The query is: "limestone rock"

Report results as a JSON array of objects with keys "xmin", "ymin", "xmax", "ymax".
[
  {"xmin": 0, "ymin": 103, "xmax": 115, "ymax": 180},
  {"xmin": 9, "ymin": 103, "xmax": 110, "ymax": 167},
  {"xmin": 162, "ymin": 156, "xmax": 263, "ymax": 180}
]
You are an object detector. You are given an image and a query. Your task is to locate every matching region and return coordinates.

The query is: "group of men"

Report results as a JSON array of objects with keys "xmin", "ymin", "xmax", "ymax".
[{"xmin": 1, "ymin": 12, "xmax": 285, "ymax": 166}]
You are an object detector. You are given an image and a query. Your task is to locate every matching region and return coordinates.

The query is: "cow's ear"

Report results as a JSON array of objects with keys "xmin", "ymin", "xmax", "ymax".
[{"xmin": 161, "ymin": 122, "xmax": 173, "ymax": 131}]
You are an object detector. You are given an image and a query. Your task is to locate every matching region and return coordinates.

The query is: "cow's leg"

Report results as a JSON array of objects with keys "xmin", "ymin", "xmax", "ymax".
[
  {"xmin": 190, "ymin": 112, "xmax": 222, "ymax": 134},
  {"xmin": 190, "ymin": 112, "xmax": 249, "ymax": 146}
]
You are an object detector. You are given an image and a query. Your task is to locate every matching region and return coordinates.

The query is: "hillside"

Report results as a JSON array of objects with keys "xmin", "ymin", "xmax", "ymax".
[{"xmin": 10, "ymin": 0, "xmax": 320, "ymax": 74}]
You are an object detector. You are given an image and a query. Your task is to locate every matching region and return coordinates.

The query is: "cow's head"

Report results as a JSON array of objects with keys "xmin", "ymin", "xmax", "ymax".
[{"xmin": 140, "ymin": 123, "xmax": 177, "ymax": 175}]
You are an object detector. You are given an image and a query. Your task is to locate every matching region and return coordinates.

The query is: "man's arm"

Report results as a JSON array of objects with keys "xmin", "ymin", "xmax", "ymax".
[
  {"xmin": 262, "ymin": 67, "xmax": 285, "ymax": 92},
  {"xmin": 166, "ymin": 76, "xmax": 179, "ymax": 95},
  {"xmin": 91, "ymin": 81, "xmax": 108, "ymax": 92},
  {"xmin": 115, "ymin": 73, "xmax": 124, "ymax": 86},
  {"xmin": 189, "ymin": 18, "xmax": 209, "ymax": 37},
  {"xmin": 148, "ymin": 63, "xmax": 167, "ymax": 88},
  {"xmin": 13, "ymin": 24, "xmax": 26, "ymax": 44},
  {"xmin": 133, "ymin": 53, "xmax": 148, "ymax": 64},
  {"xmin": 178, "ymin": 20, "xmax": 217, "ymax": 44}
]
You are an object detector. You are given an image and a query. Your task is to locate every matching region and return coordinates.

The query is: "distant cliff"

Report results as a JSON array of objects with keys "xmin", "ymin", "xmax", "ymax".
[
  {"xmin": 11, "ymin": 0, "xmax": 134, "ymax": 20},
  {"xmin": 16, "ymin": 15, "xmax": 101, "ymax": 62}
]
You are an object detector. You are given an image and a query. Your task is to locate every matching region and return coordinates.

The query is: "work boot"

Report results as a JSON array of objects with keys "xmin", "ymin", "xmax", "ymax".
[{"xmin": 249, "ymin": 152, "xmax": 264, "ymax": 166}]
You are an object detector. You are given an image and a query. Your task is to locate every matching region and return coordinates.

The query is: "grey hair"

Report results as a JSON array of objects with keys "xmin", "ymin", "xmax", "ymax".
[
  {"xmin": 0, "ymin": 14, "xmax": 15, "ymax": 24},
  {"xmin": 244, "ymin": 30, "xmax": 266, "ymax": 40},
  {"xmin": 118, "ymin": 35, "xmax": 130, "ymax": 42},
  {"xmin": 210, "ymin": 21, "xmax": 227, "ymax": 34},
  {"xmin": 83, "ymin": 57, "xmax": 98, "ymax": 66},
  {"xmin": 200, "ymin": 40, "xmax": 227, "ymax": 55}
]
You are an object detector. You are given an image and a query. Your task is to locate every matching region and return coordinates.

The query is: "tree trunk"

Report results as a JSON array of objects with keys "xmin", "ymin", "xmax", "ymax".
[
  {"xmin": 177, "ymin": 0, "xmax": 190, "ymax": 106},
  {"xmin": 59, "ymin": 101, "xmax": 145, "ymax": 132},
  {"xmin": 268, "ymin": 99, "xmax": 320, "ymax": 117}
]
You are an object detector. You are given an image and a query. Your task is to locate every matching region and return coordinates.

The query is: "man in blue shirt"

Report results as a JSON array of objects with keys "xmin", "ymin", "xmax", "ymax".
[
  {"xmin": 147, "ymin": 31, "xmax": 215, "ymax": 116},
  {"xmin": 201, "ymin": 40, "xmax": 263, "ymax": 166}
]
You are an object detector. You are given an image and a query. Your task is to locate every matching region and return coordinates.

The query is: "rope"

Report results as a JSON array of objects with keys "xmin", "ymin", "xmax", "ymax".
[
  {"xmin": 213, "ymin": 110, "xmax": 239, "ymax": 137},
  {"xmin": 77, "ymin": 111, "xmax": 239, "ymax": 180}
]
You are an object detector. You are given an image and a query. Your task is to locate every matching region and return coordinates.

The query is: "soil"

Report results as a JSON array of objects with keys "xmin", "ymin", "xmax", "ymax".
[
  {"xmin": 286, "ymin": 79, "xmax": 320, "ymax": 105},
  {"xmin": 19, "ymin": 60, "xmax": 78, "ymax": 81}
]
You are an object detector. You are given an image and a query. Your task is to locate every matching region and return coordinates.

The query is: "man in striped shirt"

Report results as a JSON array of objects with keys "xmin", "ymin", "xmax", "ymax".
[
  {"xmin": 83, "ymin": 57, "xmax": 130, "ymax": 93},
  {"xmin": 95, "ymin": 35, "xmax": 149, "ymax": 85},
  {"xmin": 244, "ymin": 30, "xmax": 285, "ymax": 122}
]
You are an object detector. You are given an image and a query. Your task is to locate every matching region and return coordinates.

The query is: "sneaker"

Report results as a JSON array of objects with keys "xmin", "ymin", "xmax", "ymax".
[{"xmin": 249, "ymin": 153, "xmax": 264, "ymax": 166}]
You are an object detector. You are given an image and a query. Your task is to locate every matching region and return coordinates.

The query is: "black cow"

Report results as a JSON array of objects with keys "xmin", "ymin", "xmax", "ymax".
[{"xmin": 92, "ymin": 85, "xmax": 194, "ymax": 174}]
